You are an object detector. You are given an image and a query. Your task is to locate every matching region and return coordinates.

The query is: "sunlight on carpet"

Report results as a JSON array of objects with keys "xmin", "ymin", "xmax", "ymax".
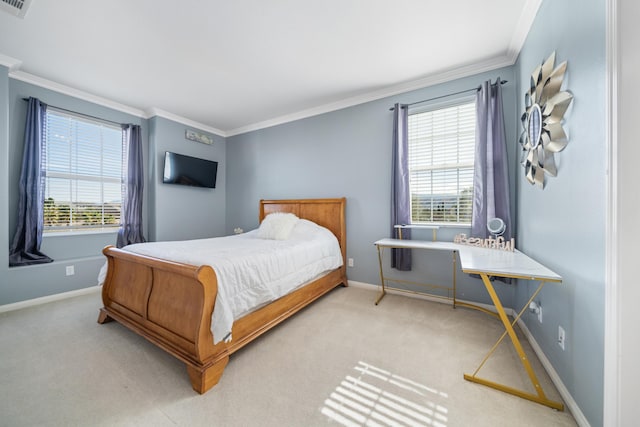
[{"xmin": 321, "ymin": 361, "xmax": 449, "ymax": 427}]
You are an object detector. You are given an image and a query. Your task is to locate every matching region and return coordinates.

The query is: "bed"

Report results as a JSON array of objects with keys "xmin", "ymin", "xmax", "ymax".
[{"xmin": 97, "ymin": 198, "xmax": 347, "ymax": 394}]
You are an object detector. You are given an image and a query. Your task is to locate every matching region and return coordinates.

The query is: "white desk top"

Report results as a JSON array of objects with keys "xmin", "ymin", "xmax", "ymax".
[
  {"xmin": 375, "ymin": 238, "xmax": 460, "ymax": 251},
  {"xmin": 374, "ymin": 238, "xmax": 562, "ymax": 283},
  {"xmin": 457, "ymin": 245, "xmax": 561, "ymax": 282}
]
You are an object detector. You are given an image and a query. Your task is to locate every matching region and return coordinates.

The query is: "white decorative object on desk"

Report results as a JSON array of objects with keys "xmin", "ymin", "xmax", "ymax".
[
  {"xmin": 233, "ymin": 227, "xmax": 244, "ymax": 234},
  {"xmin": 453, "ymin": 233, "xmax": 515, "ymax": 252}
]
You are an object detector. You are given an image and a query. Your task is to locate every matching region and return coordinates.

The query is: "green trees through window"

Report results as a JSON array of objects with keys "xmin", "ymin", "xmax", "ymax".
[
  {"xmin": 43, "ymin": 108, "xmax": 124, "ymax": 233},
  {"xmin": 408, "ymin": 100, "xmax": 476, "ymax": 225},
  {"xmin": 43, "ymin": 197, "xmax": 120, "ymax": 229}
]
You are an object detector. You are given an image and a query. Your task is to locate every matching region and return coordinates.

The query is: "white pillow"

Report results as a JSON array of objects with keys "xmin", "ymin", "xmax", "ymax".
[
  {"xmin": 257, "ymin": 212, "xmax": 300, "ymax": 240},
  {"xmin": 288, "ymin": 218, "xmax": 329, "ymax": 241}
]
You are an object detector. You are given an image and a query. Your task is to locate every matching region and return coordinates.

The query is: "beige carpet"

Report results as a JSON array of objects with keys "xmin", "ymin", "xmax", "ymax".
[{"xmin": 0, "ymin": 285, "xmax": 577, "ymax": 426}]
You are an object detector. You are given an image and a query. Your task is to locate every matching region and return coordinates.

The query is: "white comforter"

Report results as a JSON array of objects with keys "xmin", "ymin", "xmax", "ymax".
[{"xmin": 112, "ymin": 219, "xmax": 343, "ymax": 344}]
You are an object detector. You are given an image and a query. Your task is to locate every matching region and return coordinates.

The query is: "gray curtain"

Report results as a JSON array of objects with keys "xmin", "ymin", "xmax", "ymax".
[
  {"xmin": 117, "ymin": 124, "xmax": 146, "ymax": 248},
  {"xmin": 9, "ymin": 97, "xmax": 54, "ymax": 266},
  {"xmin": 391, "ymin": 103, "xmax": 412, "ymax": 270},
  {"xmin": 472, "ymin": 78, "xmax": 512, "ymax": 242}
]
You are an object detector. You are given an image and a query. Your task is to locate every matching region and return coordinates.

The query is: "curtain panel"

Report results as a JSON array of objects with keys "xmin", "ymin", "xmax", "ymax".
[
  {"xmin": 116, "ymin": 124, "xmax": 146, "ymax": 248},
  {"xmin": 391, "ymin": 103, "xmax": 412, "ymax": 271},
  {"xmin": 471, "ymin": 78, "xmax": 512, "ymax": 242},
  {"xmin": 9, "ymin": 97, "xmax": 54, "ymax": 266}
]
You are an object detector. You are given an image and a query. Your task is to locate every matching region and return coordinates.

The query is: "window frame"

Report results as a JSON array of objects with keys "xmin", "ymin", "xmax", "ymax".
[
  {"xmin": 407, "ymin": 95, "xmax": 476, "ymax": 227},
  {"xmin": 42, "ymin": 107, "xmax": 125, "ymax": 234}
]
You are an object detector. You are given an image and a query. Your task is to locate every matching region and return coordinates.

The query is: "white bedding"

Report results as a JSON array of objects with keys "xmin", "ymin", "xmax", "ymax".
[{"xmin": 106, "ymin": 219, "xmax": 343, "ymax": 344}]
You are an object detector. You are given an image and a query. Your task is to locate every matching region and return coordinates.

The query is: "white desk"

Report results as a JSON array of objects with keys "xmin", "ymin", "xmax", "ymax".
[
  {"xmin": 393, "ymin": 224, "xmax": 440, "ymax": 241},
  {"xmin": 373, "ymin": 238, "xmax": 564, "ymax": 411},
  {"xmin": 458, "ymin": 245, "xmax": 561, "ymax": 282},
  {"xmin": 376, "ymin": 238, "xmax": 459, "ymax": 252},
  {"xmin": 374, "ymin": 238, "xmax": 461, "ymax": 307}
]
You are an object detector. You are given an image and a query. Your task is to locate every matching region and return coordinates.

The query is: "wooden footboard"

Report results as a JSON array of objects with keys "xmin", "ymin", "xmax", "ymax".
[
  {"xmin": 98, "ymin": 198, "xmax": 347, "ymax": 393},
  {"xmin": 98, "ymin": 246, "xmax": 228, "ymax": 390}
]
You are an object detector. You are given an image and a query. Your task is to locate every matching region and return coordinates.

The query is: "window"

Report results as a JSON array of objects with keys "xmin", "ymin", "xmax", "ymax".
[
  {"xmin": 43, "ymin": 109, "xmax": 124, "ymax": 233},
  {"xmin": 408, "ymin": 99, "xmax": 476, "ymax": 225}
]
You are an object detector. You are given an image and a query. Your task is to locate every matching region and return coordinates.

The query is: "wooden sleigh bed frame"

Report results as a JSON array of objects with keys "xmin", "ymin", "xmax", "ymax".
[{"xmin": 97, "ymin": 198, "xmax": 347, "ymax": 394}]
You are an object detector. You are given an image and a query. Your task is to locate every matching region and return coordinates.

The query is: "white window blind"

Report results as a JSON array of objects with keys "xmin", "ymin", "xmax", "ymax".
[
  {"xmin": 43, "ymin": 109, "xmax": 124, "ymax": 232},
  {"xmin": 408, "ymin": 100, "xmax": 476, "ymax": 225}
]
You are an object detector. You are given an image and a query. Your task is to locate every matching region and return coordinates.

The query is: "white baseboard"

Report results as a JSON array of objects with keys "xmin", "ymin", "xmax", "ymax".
[
  {"xmin": 0, "ymin": 286, "xmax": 102, "ymax": 314},
  {"xmin": 517, "ymin": 319, "xmax": 590, "ymax": 426},
  {"xmin": 348, "ymin": 280, "xmax": 502, "ymax": 315},
  {"xmin": 348, "ymin": 279, "xmax": 588, "ymax": 425}
]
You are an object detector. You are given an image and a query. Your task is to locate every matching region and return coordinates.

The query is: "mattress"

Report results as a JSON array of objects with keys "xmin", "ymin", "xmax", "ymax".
[{"xmin": 114, "ymin": 219, "xmax": 343, "ymax": 344}]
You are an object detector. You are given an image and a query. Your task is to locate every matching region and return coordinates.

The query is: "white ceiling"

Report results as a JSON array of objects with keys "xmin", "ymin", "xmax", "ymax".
[{"xmin": 0, "ymin": 0, "xmax": 540, "ymax": 136}]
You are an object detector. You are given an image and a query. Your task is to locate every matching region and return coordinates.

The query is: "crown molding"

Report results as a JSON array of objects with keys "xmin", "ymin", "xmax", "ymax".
[
  {"xmin": 6, "ymin": 52, "xmax": 516, "ymax": 139},
  {"xmin": 506, "ymin": 0, "xmax": 543, "ymax": 63},
  {"xmin": 9, "ymin": 70, "xmax": 147, "ymax": 118},
  {"xmin": 146, "ymin": 107, "xmax": 226, "ymax": 137},
  {"xmin": 228, "ymin": 1, "xmax": 543, "ymax": 137},
  {"xmin": 226, "ymin": 54, "xmax": 514, "ymax": 137},
  {"xmin": 5, "ymin": 50, "xmax": 518, "ymax": 139},
  {"xmin": 8, "ymin": 69, "xmax": 223, "ymax": 135},
  {"xmin": 0, "ymin": 52, "xmax": 21, "ymax": 71}
]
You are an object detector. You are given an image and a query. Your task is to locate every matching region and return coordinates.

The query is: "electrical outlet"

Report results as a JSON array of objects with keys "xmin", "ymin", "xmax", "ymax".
[
  {"xmin": 348, "ymin": 258, "xmax": 354, "ymax": 267},
  {"xmin": 558, "ymin": 326, "xmax": 565, "ymax": 351},
  {"xmin": 65, "ymin": 265, "xmax": 75, "ymax": 276}
]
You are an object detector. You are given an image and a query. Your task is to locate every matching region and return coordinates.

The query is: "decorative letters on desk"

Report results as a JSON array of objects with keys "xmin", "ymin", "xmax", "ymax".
[{"xmin": 453, "ymin": 233, "xmax": 515, "ymax": 252}]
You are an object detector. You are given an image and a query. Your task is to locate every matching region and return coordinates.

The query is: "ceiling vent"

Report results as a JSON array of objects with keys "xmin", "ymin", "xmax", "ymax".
[{"xmin": 0, "ymin": 0, "xmax": 32, "ymax": 18}]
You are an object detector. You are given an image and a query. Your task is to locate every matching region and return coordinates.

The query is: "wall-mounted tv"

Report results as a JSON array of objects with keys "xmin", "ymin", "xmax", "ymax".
[{"xmin": 163, "ymin": 151, "xmax": 218, "ymax": 188}]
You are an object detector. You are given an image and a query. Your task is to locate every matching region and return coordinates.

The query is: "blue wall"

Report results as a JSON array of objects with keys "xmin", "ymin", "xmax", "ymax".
[
  {"xmin": 148, "ymin": 117, "xmax": 226, "ymax": 242},
  {"xmin": 227, "ymin": 66, "xmax": 518, "ymax": 308},
  {"xmin": 1, "ymin": 79, "xmax": 147, "ymax": 304},
  {"xmin": 515, "ymin": 0, "xmax": 606, "ymax": 425},
  {"xmin": 0, "ymin": 79, "xmax": 226, "ymax": 305}
]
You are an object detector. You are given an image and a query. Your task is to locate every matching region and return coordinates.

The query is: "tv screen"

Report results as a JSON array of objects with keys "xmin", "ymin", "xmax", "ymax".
[{"xmin": 163, "ymin": 151, "xmax": 218, "ymax": 188}]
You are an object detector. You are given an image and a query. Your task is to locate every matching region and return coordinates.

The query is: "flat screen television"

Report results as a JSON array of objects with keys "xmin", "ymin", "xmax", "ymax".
[{"xmin": 163, "ymin": 151, "xmax": 218, "ymax": 188}]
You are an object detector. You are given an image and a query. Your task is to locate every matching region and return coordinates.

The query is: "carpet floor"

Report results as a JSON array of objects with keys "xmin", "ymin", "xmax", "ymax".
[{"xmin": 0, "ymin": 285, "xmax": 577, "ymax": 426}]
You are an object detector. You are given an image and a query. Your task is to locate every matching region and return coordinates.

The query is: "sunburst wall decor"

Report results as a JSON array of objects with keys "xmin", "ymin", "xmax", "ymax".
[{"xmin": 520, "ymin": 51, "xmax": 573, "ymax": 188}]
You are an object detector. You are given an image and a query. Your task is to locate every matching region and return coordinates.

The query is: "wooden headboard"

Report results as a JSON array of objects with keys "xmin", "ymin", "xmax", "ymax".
[{"xmin": 259, "ymin": 198, "xmax": 347, "ymax": 261}]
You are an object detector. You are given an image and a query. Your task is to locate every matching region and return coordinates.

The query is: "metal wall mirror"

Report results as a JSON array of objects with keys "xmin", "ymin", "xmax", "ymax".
[{"xmin": 520, "ymin": 51, "xmax": 573, "ymax": 189}]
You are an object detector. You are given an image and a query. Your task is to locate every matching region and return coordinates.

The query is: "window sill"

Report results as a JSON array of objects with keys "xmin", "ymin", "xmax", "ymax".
[
  {"xmin": 43, "ymin": 229, "xmax": 118, "ymax": 238},
  {"xmin": 409, "ymin": 223, "xmax": 471, "ymax": 229}
]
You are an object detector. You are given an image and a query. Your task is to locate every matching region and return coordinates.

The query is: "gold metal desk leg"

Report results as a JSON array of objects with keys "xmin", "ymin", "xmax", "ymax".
[
  {"xmin": 452, "ymin": 251, "xmax": 457, "ymax": 308},
  {"xmin": 374, "ymin": 245, "xmax": 386, "ymax": 305},
  {"xmin": 469, "ymin": 280, "xmax": 548, "ymax": 378},
  {"xmin": 463, "ymin": 273, "xmax": 564, "ymax": 411}
]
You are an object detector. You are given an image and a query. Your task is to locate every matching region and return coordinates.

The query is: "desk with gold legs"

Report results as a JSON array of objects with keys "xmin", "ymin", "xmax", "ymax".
[
  {"xmin": 374, "ymin": 239, "xmax": 461, "ymax": 307},
  {"xmin": 374, "ymin": 238, "xmax": 564, "ymax": 411},
  {"xmin": 458, "ymin": 246, "xmax": 564, "ymax": 411}
]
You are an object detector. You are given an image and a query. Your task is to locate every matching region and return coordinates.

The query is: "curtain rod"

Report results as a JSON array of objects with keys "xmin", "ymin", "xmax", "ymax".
[
  {"xmin": 389, "ymin": 79, "xmax": 508, "ymax": 111},
  {"xmin": 22, "ymin": 97, "xmax": 124, "ymax": 127}
]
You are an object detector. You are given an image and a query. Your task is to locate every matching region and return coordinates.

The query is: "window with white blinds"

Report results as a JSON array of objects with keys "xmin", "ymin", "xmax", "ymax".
[
  {"xmin": 408, "ymin": 99, "xmax": 476, "ymax": 225},
  {"xmin": 43, "ymin": 109, "xmax": 124, "ymax": 233}
]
